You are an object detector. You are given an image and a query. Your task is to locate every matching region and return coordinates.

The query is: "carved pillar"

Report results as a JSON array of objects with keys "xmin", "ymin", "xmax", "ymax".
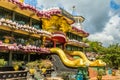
[
  {"xmin": 53, "ymin": 39, "xmax": 56, "ymax": 48},
  {"xmin": 42, "ymin": 36, "xmax": 46, "ymax": 47}
]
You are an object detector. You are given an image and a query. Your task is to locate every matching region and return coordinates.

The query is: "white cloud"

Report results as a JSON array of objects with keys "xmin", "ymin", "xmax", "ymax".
[
  {"xmin": 88, "ymin": 13, "xmax": 120, "ymax": 46},
  {"xmin": 36, "ymin": 0, "xmax": 109, "ymax": 33},
  {"xmin": 36, "ymin": 0, "xmax": 120, "ymax": 46}
]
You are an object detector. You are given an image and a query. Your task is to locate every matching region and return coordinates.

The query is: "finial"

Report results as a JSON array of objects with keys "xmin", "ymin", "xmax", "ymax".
[
  {"xmin": 72, "ymin": 6, "xmax": 78, "ymax": 16},
  {"xmin": 73, "ymin": 6, "xmax": 75, "ymax": 9}
]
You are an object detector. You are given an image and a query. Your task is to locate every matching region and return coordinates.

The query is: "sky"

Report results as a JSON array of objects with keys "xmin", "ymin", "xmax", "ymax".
[{"xmin": 34, "ymin": 0, "xmax": 120, "ymax": 46}]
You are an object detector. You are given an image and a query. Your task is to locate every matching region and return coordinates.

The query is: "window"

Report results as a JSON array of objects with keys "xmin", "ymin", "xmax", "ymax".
[
  {"xmin": 15, "ymin": 13, "xmax": 30, "ymax": 25},
  {"xmin": 66, "ymin": 45, "xmax": 71, "ymax": 51},
  {"xmin": 0, "ymin": 30, "xmax": 12, "ymax": 43},
  {"xmin": 72, "ymin": 34, "xmax": 77, "ymax": 40},
  {"xmin": 34, "ymin": 39, "xmax": 42, "ymax": 47},
  {"xmin": 66, "ymin": 32, "xmax": 83, "ymax": 42},
  {"xmin": 0, "ymin": 52, "xmax": 9, "ymax": 66},
  {"xmin": 0, "ymin": 7, "xmax": 12, "ymax": 19},
  {"xmin": 66, "ymin": 32, "xmax": 73, "ymax": 39},
  {"xmin": 73, "ymin": 46, "xmax": 77, "ymax": 51},
  {"xmin": 30, "ymin": 54, "xmax": 49, "ymax": 61},
  {"xmin": 0, "ymin": 52, "xmax": 9, "ymax": 61},
  {"xmin": 78, "ymin": 47, "xmax": 83, "ymax": 51},
  {"xmin": 77, "ymin": 36, "xmax": 82, "ymax": 41},
  {"xmin": 32, "ymin": 19, "xmax": 42, "ymax": 29},
  {"xmin": 12, "ymin": 53, "xmax": 28, "ymax": 61},
  {"xmin": 66, "ymin": 32, "xmax": 70, "ymax": 38}
]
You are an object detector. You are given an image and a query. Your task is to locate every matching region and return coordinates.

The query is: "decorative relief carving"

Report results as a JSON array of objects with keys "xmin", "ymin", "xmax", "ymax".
[{"xmin": 42, "ymin": 16, "xmax": 71, "ymax": 32}]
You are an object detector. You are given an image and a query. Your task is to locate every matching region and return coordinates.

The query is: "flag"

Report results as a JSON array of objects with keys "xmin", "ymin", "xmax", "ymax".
[{"xmin": 110, "ymin": 0, "xmax": 120, "ymax": 10}]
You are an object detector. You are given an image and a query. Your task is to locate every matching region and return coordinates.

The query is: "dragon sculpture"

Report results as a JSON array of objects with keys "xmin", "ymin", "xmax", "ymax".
[{"xmin": 50, "ymin": 48, "xmax": 106, "ymax": 68}]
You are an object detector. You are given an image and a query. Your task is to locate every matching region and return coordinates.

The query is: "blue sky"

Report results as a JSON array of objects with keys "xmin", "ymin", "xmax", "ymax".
[{"xmin": 31, "ymin": 0, "xmax": 120, "ymax": 46}]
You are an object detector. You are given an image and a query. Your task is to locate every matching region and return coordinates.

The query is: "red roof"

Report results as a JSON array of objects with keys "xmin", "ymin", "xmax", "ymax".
[{"xmin": 72, "ymin": 27, "xmax": 89, "ymax": 37}]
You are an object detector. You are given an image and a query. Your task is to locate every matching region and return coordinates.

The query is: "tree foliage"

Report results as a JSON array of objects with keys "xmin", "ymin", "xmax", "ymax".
[{"xmin": 84, "ymin": 39, "xmax": 120, "ymax": 69}]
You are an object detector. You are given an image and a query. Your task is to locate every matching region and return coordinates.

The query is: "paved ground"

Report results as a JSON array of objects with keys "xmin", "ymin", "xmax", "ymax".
[
  {"xmin": 90, "ymin": 70, "xmax": 120, "ymax": 80},
  {"xmin": 90, "ymin": 75, "xmax": 120, "ymax": 80}
]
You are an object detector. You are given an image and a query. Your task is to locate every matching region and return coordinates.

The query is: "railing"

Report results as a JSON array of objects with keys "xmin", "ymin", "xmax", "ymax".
[{"xmin": 0, "ymin": 70, "xmax": 28, "ymax": 79}]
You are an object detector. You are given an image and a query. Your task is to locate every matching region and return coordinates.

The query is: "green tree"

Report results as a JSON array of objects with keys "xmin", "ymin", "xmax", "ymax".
[
  {"xmin": 99, "ymin": 44, "xmax": 120, "ymax": 69},
  {"xmin": 84, "ymin": 39, "xmax": 120, "ymax": 69},
  {"xmin": 84, "ymin": 39, "xmax": 103, "ymax": 53}
]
